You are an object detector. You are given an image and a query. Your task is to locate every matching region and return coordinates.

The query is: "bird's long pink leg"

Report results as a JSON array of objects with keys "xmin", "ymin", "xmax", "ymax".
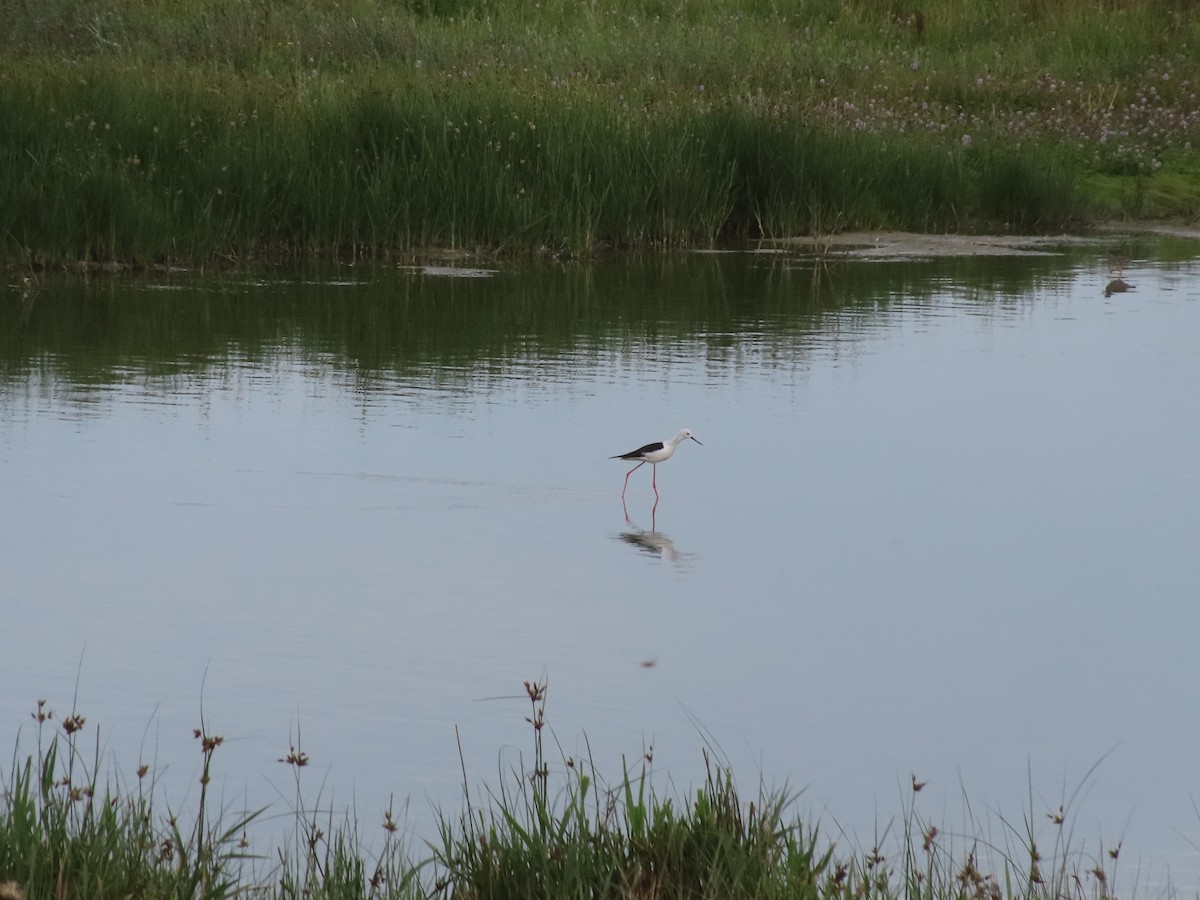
[
  {"xmin": 622, "ymin": 461, "xmax": 645, "ymax": 498},
  {"xmin": 651, "ymin": 464, "xmax": 659, "ymax": 499}
]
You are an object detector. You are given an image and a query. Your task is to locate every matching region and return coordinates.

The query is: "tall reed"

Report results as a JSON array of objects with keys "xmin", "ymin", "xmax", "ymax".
[
  {"xmin": 0, "ymin": 64, "xmax": 1087, "ymax": 263},
  {"xmin": 2, "ymin": 0, "xmax": 1196, "ymax": 263}
]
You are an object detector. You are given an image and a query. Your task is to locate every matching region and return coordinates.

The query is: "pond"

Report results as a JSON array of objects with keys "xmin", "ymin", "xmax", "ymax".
[{"xmin": 3, "ymin": 231, "xmax": 1199, "ymax": 889}]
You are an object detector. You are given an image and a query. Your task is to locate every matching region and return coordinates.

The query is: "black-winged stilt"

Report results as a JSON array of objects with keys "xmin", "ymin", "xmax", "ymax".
[{"xmin": 610, "ymin": 428, "xmax": 702, "ymax": 499}]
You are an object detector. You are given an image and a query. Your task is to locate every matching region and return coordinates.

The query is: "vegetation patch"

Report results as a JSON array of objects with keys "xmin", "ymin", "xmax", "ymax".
[
  {"xmin": 1, "ymin": 684, "xmax": 1141, "ymax": 899},
  {"xmin": 2, "ymin": 0, "xmax": 1198, "ymax": 264}
]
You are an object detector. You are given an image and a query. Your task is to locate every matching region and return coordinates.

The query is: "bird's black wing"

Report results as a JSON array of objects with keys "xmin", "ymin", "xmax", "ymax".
[{"xmin": 611, "ymin": 441, "xmax": 664, "ymax": 460}]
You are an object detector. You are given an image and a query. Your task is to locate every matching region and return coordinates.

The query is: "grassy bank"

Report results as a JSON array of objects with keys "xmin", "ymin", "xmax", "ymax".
[
  {"xmin": 0, "ymin": 685, "xmax": 1141, "ymax": 900},
  {"xmin": 2, "ymin": 0, "xmax": 1198, "ymax": 264}
]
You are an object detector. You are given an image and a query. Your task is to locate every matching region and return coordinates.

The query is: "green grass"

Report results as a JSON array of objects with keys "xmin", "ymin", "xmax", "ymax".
[
  {"xmin": 0, "ymin": 703, "xmax": 262, "ymax": 900},
  {"xmin": 1, "ymin": 0, "xmax": 1198, "ymax": 264},
  {"xmin": 0, "ymin": 685, "xmax": 1143, "ymax": 900}
]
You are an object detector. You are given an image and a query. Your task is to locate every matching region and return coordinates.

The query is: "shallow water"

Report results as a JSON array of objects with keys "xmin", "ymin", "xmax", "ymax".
[{"xmin": 3, "ymin": 236, "xmax": 1200, "ymax": 888}]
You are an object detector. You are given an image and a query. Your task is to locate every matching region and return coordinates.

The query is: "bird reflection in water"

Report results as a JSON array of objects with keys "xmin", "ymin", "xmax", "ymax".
[{"xmin": 616, "ymin": 497, "xmax": 691, "ymax": 566}]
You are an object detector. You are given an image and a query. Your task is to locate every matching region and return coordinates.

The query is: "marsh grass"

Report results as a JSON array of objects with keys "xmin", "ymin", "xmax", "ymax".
[
  {"xmin": 0, "ymin": 700, "xmax": 261, "ymax": 899},
  {"xmin": 271, "ymin": 730, "xmax": 419, "ymax": 898},
  {"xmin": 0, "ymin": 688, "xmax": 1167, "ymax": 899},
  {"xmin": 3, "ymin": 0, "xmax": 1196, "ymax": 264},
  {"xmin": 431, "ymin": 678, "xmax": 836, "ymax": 899},
  {"xmin": 4, "ymin": 67, "xmax": 1074, "ymax": 262}
]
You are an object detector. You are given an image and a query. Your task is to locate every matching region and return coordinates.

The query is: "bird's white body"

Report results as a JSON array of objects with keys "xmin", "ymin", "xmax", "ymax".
[{"xmin": 611, "ymin": 429, "xmax": 701, "ymax": 498}]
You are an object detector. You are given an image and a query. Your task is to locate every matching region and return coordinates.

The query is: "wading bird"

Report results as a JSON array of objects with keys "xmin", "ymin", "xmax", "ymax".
[
  {"xmin": 610, "ymin": 429, "xmax": 702, "ymax": 499},
  {"xmin": 1104, "ymin": 273, "xmax": 1135, "ymax": 297}
]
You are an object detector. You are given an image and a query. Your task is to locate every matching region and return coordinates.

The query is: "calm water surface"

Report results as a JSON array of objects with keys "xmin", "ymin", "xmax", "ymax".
[{"xmin": 3, "ymin": 236, "xmax": 1199, "ymax": 888}]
